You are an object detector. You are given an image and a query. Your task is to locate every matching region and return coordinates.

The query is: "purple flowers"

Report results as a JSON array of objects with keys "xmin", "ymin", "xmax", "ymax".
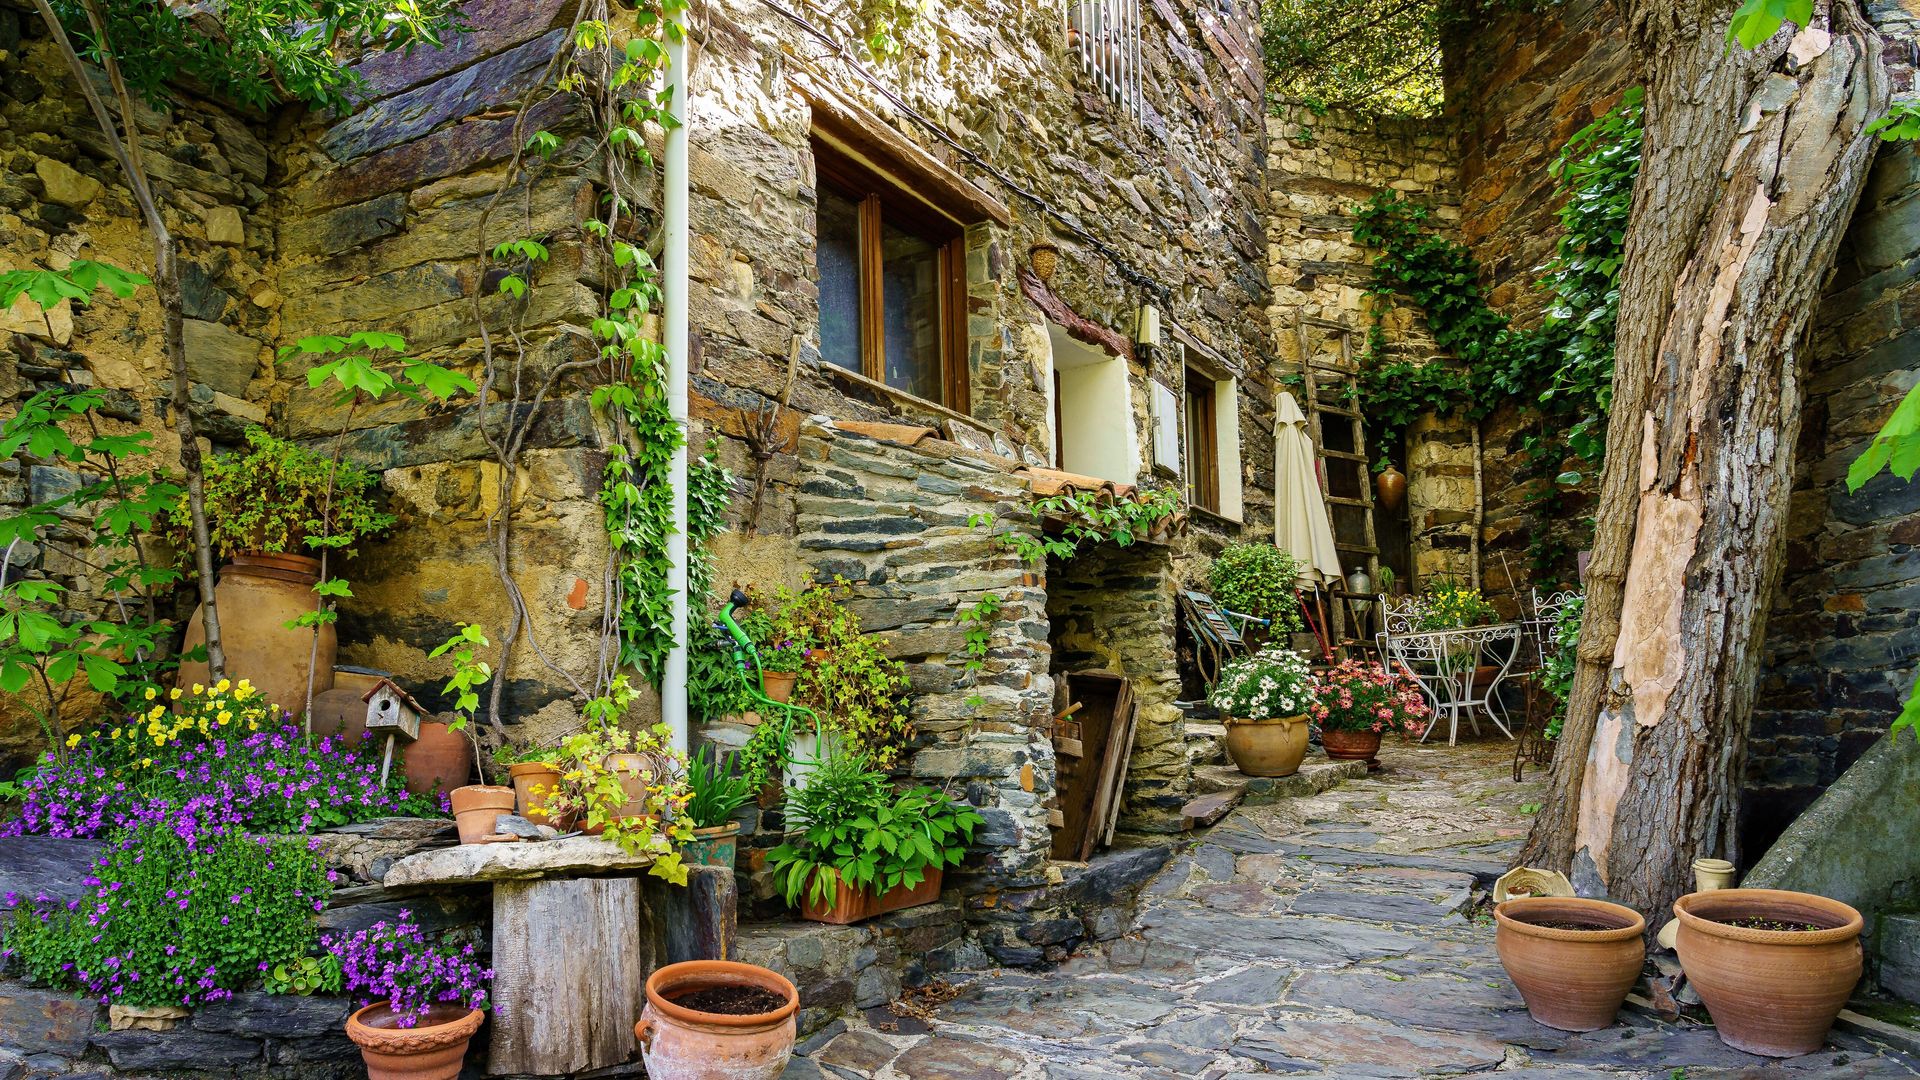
[
  {"xmin": 3, "ymin": 721, "xmax": 446, "ymax": 840},
  {"xmin": 324, "ymin": 913, "xmax": 492, "ymax": 1028}
]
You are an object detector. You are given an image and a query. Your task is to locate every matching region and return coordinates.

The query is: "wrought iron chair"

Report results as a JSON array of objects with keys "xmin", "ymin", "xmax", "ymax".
[{"xmin": 1513, "ymin": 588, "xmax": 1582, "ymax": 778}]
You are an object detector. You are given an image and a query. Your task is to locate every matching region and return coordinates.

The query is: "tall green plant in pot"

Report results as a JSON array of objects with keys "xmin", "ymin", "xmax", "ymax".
[
  {"xmin": 684, "ymin": 744, "xmax": 753, "ymax": 868},
  {"xmin": 1207, "ymin": 543, "xmax": 1306, "ymax": 641}
]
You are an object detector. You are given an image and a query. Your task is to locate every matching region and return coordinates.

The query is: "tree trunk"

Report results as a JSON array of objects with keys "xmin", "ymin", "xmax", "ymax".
[
  {"xmin": 1521, "ymin": 0, "xmax": 1887, "ymax": 927},
  {"xmin": 33, "ymin": 0, "xmax": 227, "ymax": 680}
]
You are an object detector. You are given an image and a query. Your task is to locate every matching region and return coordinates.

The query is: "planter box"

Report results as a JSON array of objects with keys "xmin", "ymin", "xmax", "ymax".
[{"xmin": 800, "ymin": 868, "xmax": 942, "ymax": 925}]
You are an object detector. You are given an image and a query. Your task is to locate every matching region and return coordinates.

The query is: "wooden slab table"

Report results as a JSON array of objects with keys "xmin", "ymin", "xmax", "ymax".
[{"xmin": 383, "ymin": 837, "xmax": 734, "ymax": 1077}]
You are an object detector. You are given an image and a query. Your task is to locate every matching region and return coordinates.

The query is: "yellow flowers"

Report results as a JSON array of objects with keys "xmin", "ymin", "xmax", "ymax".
[
  {"xmin": 216, "ymin": 678, "xmax": 230, "ymax": 693},
  {"xmin": 65, "ymin": 734, "xmax": 81, "ymax": 749},
  {"xmin": 143, "ymin": 687, "xmax": 158, "ymax": 701},
  {"xmin": 169, "ymin": 687, "xmax": 182, "ymax": 701},
  {"xmin": 217, "ymin": 711, "xmax": 232, "ymax": 725}
]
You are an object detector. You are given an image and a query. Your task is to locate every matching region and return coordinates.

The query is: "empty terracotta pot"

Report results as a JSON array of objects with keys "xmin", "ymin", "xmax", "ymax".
[
  {"xmin": 1320, "ymin": 729, "xmax": 1383, "ymax": 762},
  {"xmin": 509, "ymin": 762, "xmax": 563, "ymax": 825},
  {"xmin": 1673, "ymin": 888, "xmax": 1863, "ymax": 1056},
  {"xmin": 403, "ymin": 721, "xmax": 472, "ymax": 798},
  {"xmin": 449, "ymin": 784, "xmax": 516, "ymax": 844},
  {"xmin": 308, "ymin": 668, "xmax": 389, "ymax": 747},
  {"xmin": 346, "ymin": 1001, "xmax": 483, "ymax": 1080},
  {"xmin": 177, "ymin": 553, "xmax": 334, "ymax": 722},
  {"xmin": 1222, "ymin": 714, "xmax": 1308, "ymax": 777},
  {"xmin": 1495, "ymin": 896, "xmax": 1645, "ymax": 1031},
  {"xmin": 636, "ymin": 960, "xmax": 798, "ymax": 1080}
]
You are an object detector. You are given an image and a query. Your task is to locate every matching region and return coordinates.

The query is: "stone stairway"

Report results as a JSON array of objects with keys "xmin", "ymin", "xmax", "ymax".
[
  {"xmin": 1179, "ymin": 719, "xmax": 1368, "ymax": 829},
  {"xmin": 1878, "ymin": 912, "xmax": 1920, "ymax": 1005}
]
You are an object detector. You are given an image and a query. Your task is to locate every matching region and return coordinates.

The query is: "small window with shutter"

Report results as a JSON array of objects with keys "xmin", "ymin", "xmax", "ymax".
[{"xmin": 1069, "ymin": 0, "xmax": 1144, "ymax": 122}]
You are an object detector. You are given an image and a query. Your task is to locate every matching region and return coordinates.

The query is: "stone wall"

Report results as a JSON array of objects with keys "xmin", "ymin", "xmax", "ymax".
[{"xmin": 0, "ymin": 0, "xmax": 276, "ymax": 767}]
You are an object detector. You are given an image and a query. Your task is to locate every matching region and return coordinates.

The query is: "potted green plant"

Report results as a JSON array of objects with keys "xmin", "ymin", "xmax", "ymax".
[
  {"xmin": 428, "ymin": 624, "xmax": 514, "ymax": 845},
  {"xmin": 329, "ymin": 913, "xmax": 492, "ymax": 1080},
  {"xmin": 494, "ymin": 743, "xmax": 563, "ymax": 827},
  {"xmin": 1672, "ymin": 888, "xmax": 1864, "ymax": 1056},
  {"xmin": 1307, "ymin": 658, "xmax": 1431, "ymax": 763},
  {"xmin": 538, "ymin": 678, "xmax": 695, "ymax": 885},
  {"xmin": 1206, "ymin": 542, "xmax": 1306, "ymax": 640},
  {"xmin": 767, "ymin": 751, "xmax": 980, "ymax": 925},
  {"xmin": 1209, "ymin": 647, "xmax": 1317, "ymax": 778},
  {"xmin": 684, "ymin": 744, "xmax": 752, "ymax": 868},
  {"xmin": 172, "ymin": 427, "xmax": 394, "ymax": 722}
]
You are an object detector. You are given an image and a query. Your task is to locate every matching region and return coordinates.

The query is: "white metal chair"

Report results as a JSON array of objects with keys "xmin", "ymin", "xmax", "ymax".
[{"xmin": 1381, "ymin": 623, "xmax": 1522, "ymax": 746}]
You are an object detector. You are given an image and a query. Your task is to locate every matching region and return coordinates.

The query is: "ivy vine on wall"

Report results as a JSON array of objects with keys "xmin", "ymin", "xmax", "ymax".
[{"xmin": 1353, "ymin": 88, "xmax": 1643, "ymax": 581}]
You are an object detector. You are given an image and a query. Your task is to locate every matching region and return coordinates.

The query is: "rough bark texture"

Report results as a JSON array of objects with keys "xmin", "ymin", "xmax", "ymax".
[{"xmin": 1521, "ymin": 0, "xmax": 1889, "ymax": 925}]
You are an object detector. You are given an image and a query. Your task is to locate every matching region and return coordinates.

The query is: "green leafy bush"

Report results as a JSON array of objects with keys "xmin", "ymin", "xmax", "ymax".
[
  {"xmin": 766, "ymin": 751, "xmax": 981, "ymax": 910},
  {"xmin": 1206, "ymin": 543, "xmax": 1306, "ymax": 633},
  {"xmin": 751, "ymin": 580, "xmax": 912, "ymax": 768},
  {"xmin": 686, "ymin": 744, "xmax": 754, "ymax": 830},
  {"xmin": 177, "ymin": 427, "xmax": 393, "ymax": 564}
]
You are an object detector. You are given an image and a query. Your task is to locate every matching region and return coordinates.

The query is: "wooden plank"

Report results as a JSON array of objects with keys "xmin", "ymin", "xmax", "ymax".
[
  {"xmin": 645, "ymin": 865, "xmax": 737, "ymax": 967},
  {"xmin": 1051, "ymin": 672, "xmax": 1124, "ymax": 862},
  {"xmin": 1097, "ymin": 678, "xmax": 1138, "ymax": 850},
  {"xmin": 488, "ymin": 877, "xmax": 645, "ymax": 1075}
]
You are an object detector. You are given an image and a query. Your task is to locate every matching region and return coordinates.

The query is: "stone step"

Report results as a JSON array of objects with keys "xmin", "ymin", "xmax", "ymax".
[
  {"xmin": 1181, "ymin": 788, "xmax": 1245, "ymax": 829},
  {"xmin": 1194, "ymin": 757, "xmax": 1368, "ymax": 804},
  {"xmin": 1879, "ymin": 912, "xmax": 1920, "ymax": 1004},
  {"xmin": 1185, "ymin": 722, "xmax": 1229, "ymax": 768},
  {"xmin": 733, "ymin": 900, "xmax": 975, "ymax": 1037}
]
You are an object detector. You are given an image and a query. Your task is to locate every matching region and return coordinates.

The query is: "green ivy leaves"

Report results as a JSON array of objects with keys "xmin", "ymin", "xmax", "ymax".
[{"xmin": 0, "ymin": 260, "xmax": 149, "ymax": 310}]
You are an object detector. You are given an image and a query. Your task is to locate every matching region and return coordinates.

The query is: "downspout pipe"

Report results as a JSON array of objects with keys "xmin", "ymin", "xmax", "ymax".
[{"xmin": 662, "ymin": 20, "xmax": 691, "ymax": 754}]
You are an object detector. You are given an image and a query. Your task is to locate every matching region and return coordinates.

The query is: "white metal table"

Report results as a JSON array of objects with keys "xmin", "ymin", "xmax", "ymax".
[{"xmin": 1380, "ymin": 622, "xmax": 1522, "ymax": 746}]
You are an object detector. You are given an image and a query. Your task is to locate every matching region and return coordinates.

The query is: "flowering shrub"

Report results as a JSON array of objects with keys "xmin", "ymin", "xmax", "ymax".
[
  {"xmin": 1308, "ymin": 659, "xmax": 1431, "ymax": 737},
  {"xmin": 325, "ymin": 912, "xmax": 491, "ymax": 1028},
  {"xmin": 1210, "ymin": 648, "xmax": 1317, "ymax": 719},
  {"xmin": 1207, "ymin": 542, "xmax": 1306, "ymax": 634},
  {"xmin": 539, "ymin": 679, "xmax": 694, "ymax": 885},
  {"xmin": 2, "ymin": 682, "xmax": 442, "ymax": 839},
  {"xmin": 0, "ymin": 824, "xmax": 331, "ymax": 1007},
  {"xmin": 1413, "ymin": 581, "xmax": 1499, "ymax": 631}
]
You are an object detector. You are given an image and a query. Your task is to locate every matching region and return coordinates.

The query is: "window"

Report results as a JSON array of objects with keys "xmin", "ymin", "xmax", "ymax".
[
  {"xmin": 813, "ymin": 142, "xmax": 969, "ymax": 411},
  {"xmin": 1048, "ymin": 322, "xmax": 1138, "ymax": 484},
  {"xmin": 1069, "ymin": 0, "xmax": 1144, "ymax": 121},
  {"xmin": 1185, "ymin": 363, "xmax": 1243, "ymax": 520}
]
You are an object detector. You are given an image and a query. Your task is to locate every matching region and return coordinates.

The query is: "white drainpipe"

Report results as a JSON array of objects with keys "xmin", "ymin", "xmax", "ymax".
[{"xmin": 662, "ymin": 22, "xmax": 691, "ymax": 754}]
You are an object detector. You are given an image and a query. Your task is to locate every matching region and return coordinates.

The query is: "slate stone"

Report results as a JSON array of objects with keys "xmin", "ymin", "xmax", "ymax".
[
  {"xmin": 1285, "ymin": 969, "xmax": 1564, "ymax": 1049},
  {"xmin": 319, "ymin": 30, "xmax": 568, "ymax": 161},
  {"xmin": 181, "ymin": 317, "xmax": 259, "ymax": 397},
  {"xmin": 1124, "ymin": 1041, "xmax": 1220, "ymax": 1072},
  {"xmin": 1231, "ymin": 1017, "xmax": 1508, "ymax": 1075},
  {"xmin": 1138, "ymin": 906, "xmax": 1421, "ymax": 967},
  {"xmin": 0, "ymin": 983, "xmax": 98, "ymax": 1056},
  {"xmin": 814, "ymin": 1029, "xmax": 898, "ymax": 1074},
  {"xmin": 0, "ymin": 1047, "xmax": 21, "ymax": 1080},
  {"xmin": 0, "ymin": 836, "xmax": 105, "ymax": 906},
  {"xmin": 892, "ymin": 1036, "xmax": 1032, "ymax": 1079},
  {"xmin": 280, "ymin": 192, "xmax": 408, "ymax": 259},
  {"xmin": 190, "ymin": 990, "xmax": 350, "ymax": 1038},
  {"xmin": 1192, "ymin": 964, "xmax": 1291, "ymax": 1006},
  {"xmin": 90, "ymin": 1028, "xmax": 261, "ymax": 1071},
  {"xmin": 1287, "ymin": 887, "xmax": 1469, "ymax": 926},
  {"xmin": 1193, "ymin": 843, "xmax": 1239, "ymax": 880},
  {"xmin": 1554, "ymin": 1022, "xmax": 1773, "ymax": 1070}
]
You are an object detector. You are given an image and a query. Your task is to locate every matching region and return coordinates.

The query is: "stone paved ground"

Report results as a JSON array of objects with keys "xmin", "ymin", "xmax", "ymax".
[{"xmin": 784, "ymin": 738, "xmax": 1920, "ymax": 1079}]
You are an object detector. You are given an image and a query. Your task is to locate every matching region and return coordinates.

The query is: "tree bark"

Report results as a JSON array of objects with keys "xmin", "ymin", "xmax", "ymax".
[
  {"xmin": 1521, "ymin": 0, "xmax": 1888, "ymax": 925},
  {"xmin": 32, "ymin": 0, "xmax": 227, "ymax": 680}
]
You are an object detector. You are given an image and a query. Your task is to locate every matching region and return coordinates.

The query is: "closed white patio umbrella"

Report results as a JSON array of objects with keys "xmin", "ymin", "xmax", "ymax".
[{"xmin": 1274, "ymin": 390, "xmax": 1343, "ymax": 587}]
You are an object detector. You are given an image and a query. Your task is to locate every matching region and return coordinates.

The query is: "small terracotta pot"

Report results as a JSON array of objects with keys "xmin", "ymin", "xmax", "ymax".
[
  {"xmin": 636, "ymin": 960, "xmax": 798, "ymax": 1080},
  {"xmin": 508, "ymin": 762, "xmax": 563, "ymax": 825},
  {"xmin": 449, "ymin": 784, "xmax": 516, "ymax": 844},
  {"xmin": 760, "ymin": 670, "xmax": 797, "ymax": 703},
  {"xmin": 1374, "ymin": 466, "xmax": 1406, "ymax": 511},
  {"xmin": 1320, "ymin": 729, "xmax": 1383, "ymax": 762},
  {"xmin": 1222, "ymin": 715, "xmax": 1309, "ymax": 777},
  {"xmin": 403, "ymin": 721, "xmax": 473, "ymax": 798},
  {"xmin": 607, "ymin": 751, "xmax": 668, "ymax": 819},
  {"xmin": 345, "ymin": 1001, "xmax": 484, "ymax": 1080},
  {"xmin": 1495, "ymin": 896, "xmax": 1646, "ymax": 1031},
  {"xmin": 1692, "ymin": 857, "xmax": 1737, "ymax": 891},
  {"xmin": 684, "ymin": 821, "xmax": 741, "ymax": 868},
  {"xmin": 1673, "ymin": 888, "xmax": 1863, "ymax": 1057},
  {"xmin": 802, "ymin": 868, "xmax": 943, "ymax": 925}
]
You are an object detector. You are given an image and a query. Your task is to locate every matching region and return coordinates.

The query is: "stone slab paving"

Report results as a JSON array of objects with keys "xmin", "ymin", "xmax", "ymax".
[{"xmin": 786, "ymin": 739, "xmax": 1920, "ymax": 1079}]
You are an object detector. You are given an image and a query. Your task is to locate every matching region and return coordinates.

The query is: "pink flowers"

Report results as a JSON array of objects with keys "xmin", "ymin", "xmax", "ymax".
[{"xmin": 1310, "ymin": 659, "xmax": 1431, "ymax": 738}]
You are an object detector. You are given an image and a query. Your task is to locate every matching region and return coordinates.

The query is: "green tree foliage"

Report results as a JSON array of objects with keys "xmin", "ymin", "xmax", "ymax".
[
  {"xmin": 1261, "ymin": 0, "xmax": 1445, "ymax": 115},
  {"xmin": 54, "ymin": 0, "xmax": 469, "ymax": 112}
]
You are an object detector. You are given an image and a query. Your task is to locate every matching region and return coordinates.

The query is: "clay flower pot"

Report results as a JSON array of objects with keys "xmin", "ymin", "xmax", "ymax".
[
  {"xmin": 403, "ymin": 721, "xmax": 473, "ymax": 798},
  {"xmin": 1673, "ymin": 888, "xmax": 1863, "ymax": 1056},
  {"xmin": 345, "ymin": 1001, "xmax": 484, "ymax": 1080},
  {"xmin": 1495, "ymin": 896, "xmax": 1646, "ymax": 1031},
  {"xmin": 1222, "ymin": 714, "xmax": 1309, "ymax": 777},
  {"xmin": 636, "ymin": 960, "xmax": 799, "ymax": 1080},
  {"xmin": 607, "ymin": 751, "xmax": 669, "ymax": 820},
  {"xmin": 508, "ymin": 762, "xmax": 563, "ymax": 825},
  {"xmin": 1320, "ymin": 729, "xmax": 1383, "ymax": 762},
  {"xmin": 801, "ymin": 868, "xmax": 942, "ymax": 925},
  {"xmin": 449, "ymin": 784, "xmax": 516, "ymax": 844},
  {"xmin": 760, "ymin": 670, "xmax": 797, "ymax": 703},
  {"xmin": 1374, "ymin": 466, "xmax": 1406, "ymax": 512},
  {"xmin": 177, "ymin": 553, "xmax": 335, "ymax": 720},
  {"xmin": 684, "ymin": 821, "xmax": 741, "ymax": 869}
]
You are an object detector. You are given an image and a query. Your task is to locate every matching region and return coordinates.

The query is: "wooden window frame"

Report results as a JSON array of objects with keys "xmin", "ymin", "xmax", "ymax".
[
  {"xmin": 1186, "ymin": 366, "xmax": 1220, "ymax": 514},
  {"xmin": 814, "ymin": 139, "xmax": 972, "ymax": 413}
]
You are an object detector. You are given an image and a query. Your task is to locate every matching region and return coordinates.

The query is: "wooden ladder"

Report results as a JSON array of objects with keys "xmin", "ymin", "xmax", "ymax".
[{"xmin": 1291, "ymin": 318, "xmax": 1379, "ymax": 650}]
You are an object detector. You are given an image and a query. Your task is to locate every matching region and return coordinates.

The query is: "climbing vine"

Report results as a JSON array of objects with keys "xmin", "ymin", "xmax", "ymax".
[
  {"xmin": 1354, "ymin": 87, "xmax": 1642, "ymax": 581},
  {"xmin": 968, "ymin": 488, "xmax": 1179, "ymax": 566}
]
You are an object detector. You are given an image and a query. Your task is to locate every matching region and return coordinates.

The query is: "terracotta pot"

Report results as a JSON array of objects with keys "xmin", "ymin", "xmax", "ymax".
[
  {"xmin": 1222, "ymin": 715, "xmax": 1309, "ymax": 777},
  {"xmin": 449, "ymin": 784, "xmax": 516, "ymax": 844},
  {"xmin": 1374, "ymin": 466, "xmax": 1407, "ymax": 512},
  {"xmin": 607, "ymin": 750, "xmax": 672, "ymax": 819},
  {"xmin": 508, "ymin": 762, "xmax": 563, "ymax": 825},
  {"xmin": 403, "ymin": 722, "xmax": 473, "ymax": 798},
  {"xmin": 760, "ymin": 670, "xmax": 797, "ymax": 703},
  {"xmin": 1495, "ymin": 897, "xmax": 1646, "ymax": 1031},
  {"xmin": 177, "ymin": 553, "xmax": 334, "ymax": 722},
  {"xmin": 684, "ymin": 821, "xmax": 741, "ymax": 869},
  {"xmin": 1320, "ymin": 728, "xmax": 1383, "ymax": 762},
  {"xmin": 345, "ymin": 1001, "xmax": 484, "ymax": 1080},
  {"xmin": 1673, "ymin": 888, "xmax": 1863, "ymax": 1057},
  {"xmin": 801, "ymin": 868, "xmax": 942, "ymax": 925},
  {"xmin": 308, "ymin": 668, "xmax": 389, "ymax": 747},
  {"xmin": 636, "ymin": 960, "xmax": 798, "ymax": 1080}
]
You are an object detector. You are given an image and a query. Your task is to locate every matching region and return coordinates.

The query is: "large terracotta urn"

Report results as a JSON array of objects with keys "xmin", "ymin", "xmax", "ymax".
[
  {"xmin": 177, "ymin": 553, "xmax": 333, "ymax": 721},
  {"xmin": 1673, "ymin": 888, "xmax": 1863, "ymax": 1056},
  {"xmin": 636, "ymin": 960, "xmax": 798, "ymax": 1080}
]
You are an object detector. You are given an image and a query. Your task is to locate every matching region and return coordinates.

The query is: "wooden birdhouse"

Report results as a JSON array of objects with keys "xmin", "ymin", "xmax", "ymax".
[{"xmin": 361, "ymin": 678, "xmax": 426, "ymax": 786}]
